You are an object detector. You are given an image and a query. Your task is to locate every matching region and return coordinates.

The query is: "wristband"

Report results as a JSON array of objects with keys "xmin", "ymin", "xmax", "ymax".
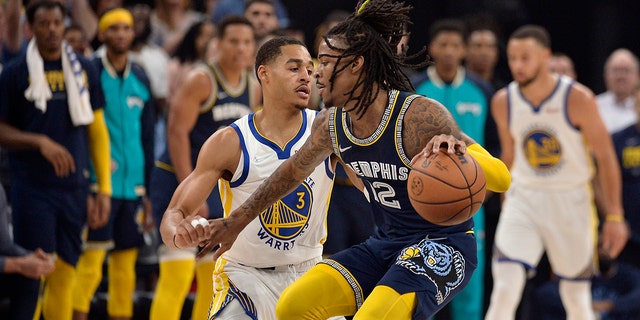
[{"xmin": 605, "ymin": 215, "xmax": 625, "ymax": 223}]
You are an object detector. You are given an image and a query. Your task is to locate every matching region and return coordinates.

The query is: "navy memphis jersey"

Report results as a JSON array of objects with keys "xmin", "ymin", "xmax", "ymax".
[
  {"xmin": 0, "ymin": 55, "xmax": 104, "ymax": 189},
  {"xmin": 328, "ymin": 89, "xmax": 473, "ymax": 239}
]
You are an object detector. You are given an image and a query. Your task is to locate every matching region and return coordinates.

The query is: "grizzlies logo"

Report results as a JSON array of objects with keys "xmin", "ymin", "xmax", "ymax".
[
  {"xmin": 396, "ymin": 238, "xmax": 465, "ymax": 305},
  {"xmin": 523, "ymin": 129, "xmax": 562, "ymax": 170},
  {"xmin": 259, "ymin": 182, "xmax": 313, "ymax": 240}
]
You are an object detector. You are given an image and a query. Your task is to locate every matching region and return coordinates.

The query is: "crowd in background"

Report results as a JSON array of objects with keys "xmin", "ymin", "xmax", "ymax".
[{"xmin": 1, "ymin": 0, "xmax": 640, "ymax": 319}]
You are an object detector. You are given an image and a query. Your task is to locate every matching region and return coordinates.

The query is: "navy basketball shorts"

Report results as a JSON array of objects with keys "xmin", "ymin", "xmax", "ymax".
[
  {"xmin": 11, "ymin": 180, "xmax": 88, "ymax": 266},
  {"xmin": 86, "ymin": 198, "xmax": 145, "ymax": 250},
  {"xmin": 326, "ymin": 230, "xmax": 477, "ymax": 319}
]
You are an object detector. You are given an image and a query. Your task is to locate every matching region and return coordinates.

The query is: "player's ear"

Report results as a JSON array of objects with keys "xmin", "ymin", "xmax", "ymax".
[
  {"xmin": 257, "ymin": 65, "xmax": 268, "ymax": 83},
  {"xmin": 350, "ymin": 56, "xmax": 364, "ymax": 73}
]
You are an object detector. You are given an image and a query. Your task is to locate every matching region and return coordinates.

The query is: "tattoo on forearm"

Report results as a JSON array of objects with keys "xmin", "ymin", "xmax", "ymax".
[{"xmin": 403, "ymin": 98, "xmax": 460, "ymax": 155}]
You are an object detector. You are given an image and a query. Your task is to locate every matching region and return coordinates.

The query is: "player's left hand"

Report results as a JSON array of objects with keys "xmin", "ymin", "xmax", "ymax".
[
  {"xmin": 601, "ymin": 219, "xmax": 629, "ymax": 258},
  {"xmin": 413, "ymin": 134, "xmax": 467, "ymax": 164},
  {"xmin": 196, "ymin": 214, "xmax": 248, "ymax": 261}
]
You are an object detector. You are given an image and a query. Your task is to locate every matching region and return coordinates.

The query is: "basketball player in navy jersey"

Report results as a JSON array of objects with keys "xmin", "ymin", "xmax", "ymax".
[
  {"xmin": 485, "ymin": 25, "xmax": 629, "ymax": 320},
  {"xmin": 149, "ymin": 16, "xmax": 259, "ymax": 320},
  {"xmin": 191, "ymin": 1, "xmax": 511, "ymax": 319}
]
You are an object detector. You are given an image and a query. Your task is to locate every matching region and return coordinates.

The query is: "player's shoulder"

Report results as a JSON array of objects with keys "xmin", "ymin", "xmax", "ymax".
[
  {"xmin": 566, "ymin": 79, "xmax": 596, "ymax": 100},
  {"xmin": 204, "ymin": 125, "xmax": 242, "ymax": 155},
  {"xmin": 406, "ymin": 94, "xmax": 451, "ymax": 118}
]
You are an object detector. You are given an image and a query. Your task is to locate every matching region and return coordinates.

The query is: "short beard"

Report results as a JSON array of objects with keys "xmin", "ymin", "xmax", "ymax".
[{"xmin": 516, "ymin": 68, "xmax": 540, "ymax": 88}]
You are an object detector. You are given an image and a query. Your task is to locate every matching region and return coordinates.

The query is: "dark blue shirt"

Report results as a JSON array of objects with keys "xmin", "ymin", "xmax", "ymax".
[{"xmin": 0, "ymin": 53, "xmax": 105, "ymax": 190}]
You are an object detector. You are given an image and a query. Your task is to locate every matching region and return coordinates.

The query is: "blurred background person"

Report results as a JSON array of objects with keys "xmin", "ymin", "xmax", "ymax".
[
  {"xmin": 0, "ymin": 2, "xmax": 111, "ymax": 318},
  {"xmin": 71, "ymin": 8, "xmax": 155, "ymax": 320},
  {"xmin": 167, "ymin": 20, "xmax": 216, "ymax": 101},
  {"xmin": 465, "ymin": 25, "xmax": 505, "ymax": 90},
  {"xmin": 243, "ymin": 0, "xmax": 279, "ymax": 44},
  {"xmin": 611, "ymin": 88, "xmax": 640, "ymax": 271},
  {"xmin": 596, "ymin": 49, "xmax": 639, "ymax": 134},
  {"xmin": 212, "ymin": 0, "xmax": 289, "ymax": 29},
  {"xmin": 548, "ymin": 52, "xmax": 577, "ymax": 80},
  {"xmin": 0, "ymin": 183, "xmax": 55, "ymax": 320},
  {"xmin": 149, "ymin": 0, "xmax": 205, "ymax": 54},
  {"xmin": 64, "ymin": 24, "xmax": 93, "ymax": 57}
]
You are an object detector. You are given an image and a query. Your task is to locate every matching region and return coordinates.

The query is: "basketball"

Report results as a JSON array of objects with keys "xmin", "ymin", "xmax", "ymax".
[{"xmin": 407, "ymin": 149, "xmax": 486, "ymax": 226}]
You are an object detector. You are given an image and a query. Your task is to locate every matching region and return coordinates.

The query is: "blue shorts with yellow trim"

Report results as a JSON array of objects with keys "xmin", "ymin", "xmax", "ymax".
[
  {"xmin": 86, "ymin": 198, "xmax": 145, "ymax": 250},
  {"xmin": 326, "ymin": 230, "xmax": 477, "ymax": 319}
]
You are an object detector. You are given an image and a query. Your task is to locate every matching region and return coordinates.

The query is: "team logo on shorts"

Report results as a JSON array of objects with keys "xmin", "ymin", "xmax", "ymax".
[
  {"xmin": 259, "ymin": 182, "xmax": 313, "ymax": 240},
  {"xmin": 396, "ymin": 239, "xmax": 465, "ymax": 305},
  {"xmin": 523, "ymin": 129, "xmax": 562, "ymax": 171}
]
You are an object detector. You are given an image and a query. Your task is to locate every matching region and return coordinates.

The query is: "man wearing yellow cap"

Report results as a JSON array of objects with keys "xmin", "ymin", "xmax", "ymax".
[{"xmin": 71, "ymin": 7, "xmax": 155, "ymax": 320}]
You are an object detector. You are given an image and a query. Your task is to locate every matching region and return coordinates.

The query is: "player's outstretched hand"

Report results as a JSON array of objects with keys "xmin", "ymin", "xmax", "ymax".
[
  {"xmin": 196, "ymin": 216, "xmax": 245, "ymax": 261},
  {"xmin": 413, "ymin": 134, "xmax": 467, "ymax": 164}
]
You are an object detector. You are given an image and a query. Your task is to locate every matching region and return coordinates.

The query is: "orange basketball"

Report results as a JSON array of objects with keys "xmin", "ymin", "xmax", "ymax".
[{"xmin": 407, "ymin": 149, "xmax": 486, "ymax": 226}]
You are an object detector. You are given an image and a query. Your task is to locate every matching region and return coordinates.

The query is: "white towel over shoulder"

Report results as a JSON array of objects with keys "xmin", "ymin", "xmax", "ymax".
[{"xmin": 24, "ymin": 39, "xmax": 94, "ymax": 126}]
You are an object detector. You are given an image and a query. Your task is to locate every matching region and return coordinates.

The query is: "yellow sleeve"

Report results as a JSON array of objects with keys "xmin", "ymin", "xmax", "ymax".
[
  {"xmin": 467, "ymin": 143, "xmax": 511, "ymax": 193},
  {"xmin": 87, "ymin": 109, "xmax": 112, "ymax": 195}
]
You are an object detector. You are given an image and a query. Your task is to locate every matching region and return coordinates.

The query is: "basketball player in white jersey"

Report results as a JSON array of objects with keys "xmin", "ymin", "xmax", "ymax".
[
  {"xmin": 485, "ymin": 25, "xmax": 629, "ymax": 320},
  {"xmin": 159, "ymin": 37, "xmax": 337, "ymax": 320}
]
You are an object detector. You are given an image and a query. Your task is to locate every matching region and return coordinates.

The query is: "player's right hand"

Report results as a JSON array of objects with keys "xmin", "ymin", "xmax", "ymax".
[
  {"xmin": 174, "ymin": 216, "xmax": 213, "ymax": 250},
  {"xmin": 39, "ymin": 135, "xmax": 76, "ymax": 177}
]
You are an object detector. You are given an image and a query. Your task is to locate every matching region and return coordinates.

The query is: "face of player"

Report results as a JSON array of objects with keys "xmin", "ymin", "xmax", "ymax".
[
  {"xmin": 466, "ymin": 30, "xmax": 498, "ymax": 74},
  {"xmin": 507, "ymin": 37, "xmax": 549, "ymax": 87},
  {"xmin": 429, "ymin": 31, "xmax": 466, "ymax": 71},
  {"xmin": 261, "ymin": 44, "xmax": 313, "ymax": 109},
  {"xmin": 218, "ymin": 24, "xmax": 256, "ymax": 71},
  {"xmin": 245, "ymin": 2, "xmax": 279, "ymax": 39},
  {"xmin": 31, "ymin": 7, "xmax": 65, "ymax": 56},
  {"xmin": 102, "ymin": 22, "xmax": 134, "ymax": 55},
  {"xmin": 315, "ymin": 37, "xmax": 356, "ymax": 108}
]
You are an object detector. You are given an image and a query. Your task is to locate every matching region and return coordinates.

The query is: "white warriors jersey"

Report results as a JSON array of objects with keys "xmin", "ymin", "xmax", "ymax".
[
  {"xmin": 507, "ymin": 75, "xmax": 594, "ymax": 190},
  {"xmin": 219, "ymin": 109, "xmax": 335, "ymax": 267}
]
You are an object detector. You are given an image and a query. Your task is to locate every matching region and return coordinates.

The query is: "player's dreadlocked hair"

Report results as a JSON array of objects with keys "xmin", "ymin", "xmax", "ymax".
[{"xmin": 322, "ymin": 0, "xmax": 429, "ymax": 118}]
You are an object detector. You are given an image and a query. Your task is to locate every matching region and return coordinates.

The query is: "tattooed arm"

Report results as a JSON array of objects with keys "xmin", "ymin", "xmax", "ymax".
[
  {"xmin": 407, "ymin": 96, "xmax": 511, "ymax": 193},
  {"xmin": 199, "ymin": 109, "xmax": 336, "ymax": 259},
  {"xmin": 404, "ymin": 96, "xmax": 471, "ymax": 160}
]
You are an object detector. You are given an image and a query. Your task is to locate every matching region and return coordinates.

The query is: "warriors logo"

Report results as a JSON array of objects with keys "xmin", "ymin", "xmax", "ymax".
[
  {"xmin": 396, "ymin": 239, "xmax": 465, "ymax": 305},
  {"xmin": 259, "ymin": 182, "xmax": 313, "ymax": 240},
  {"xmin": 523, "ymin": 129, "xmax": 562, "ymax": 171}
]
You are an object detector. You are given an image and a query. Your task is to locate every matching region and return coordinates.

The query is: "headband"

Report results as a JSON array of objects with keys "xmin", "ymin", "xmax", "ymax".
[{"xmin": 99, "ymin": 8, "xmax": 133, "ymax": 33}]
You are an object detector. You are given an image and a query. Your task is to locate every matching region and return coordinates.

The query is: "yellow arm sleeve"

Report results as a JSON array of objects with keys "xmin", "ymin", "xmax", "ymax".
[
  {"xmin": 87, "ymin": 109, "xmax": 112, "ymax": 195},
  {"xmin": 467, "ymin": 143, "xmax": 511, "ymax": 193}
]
